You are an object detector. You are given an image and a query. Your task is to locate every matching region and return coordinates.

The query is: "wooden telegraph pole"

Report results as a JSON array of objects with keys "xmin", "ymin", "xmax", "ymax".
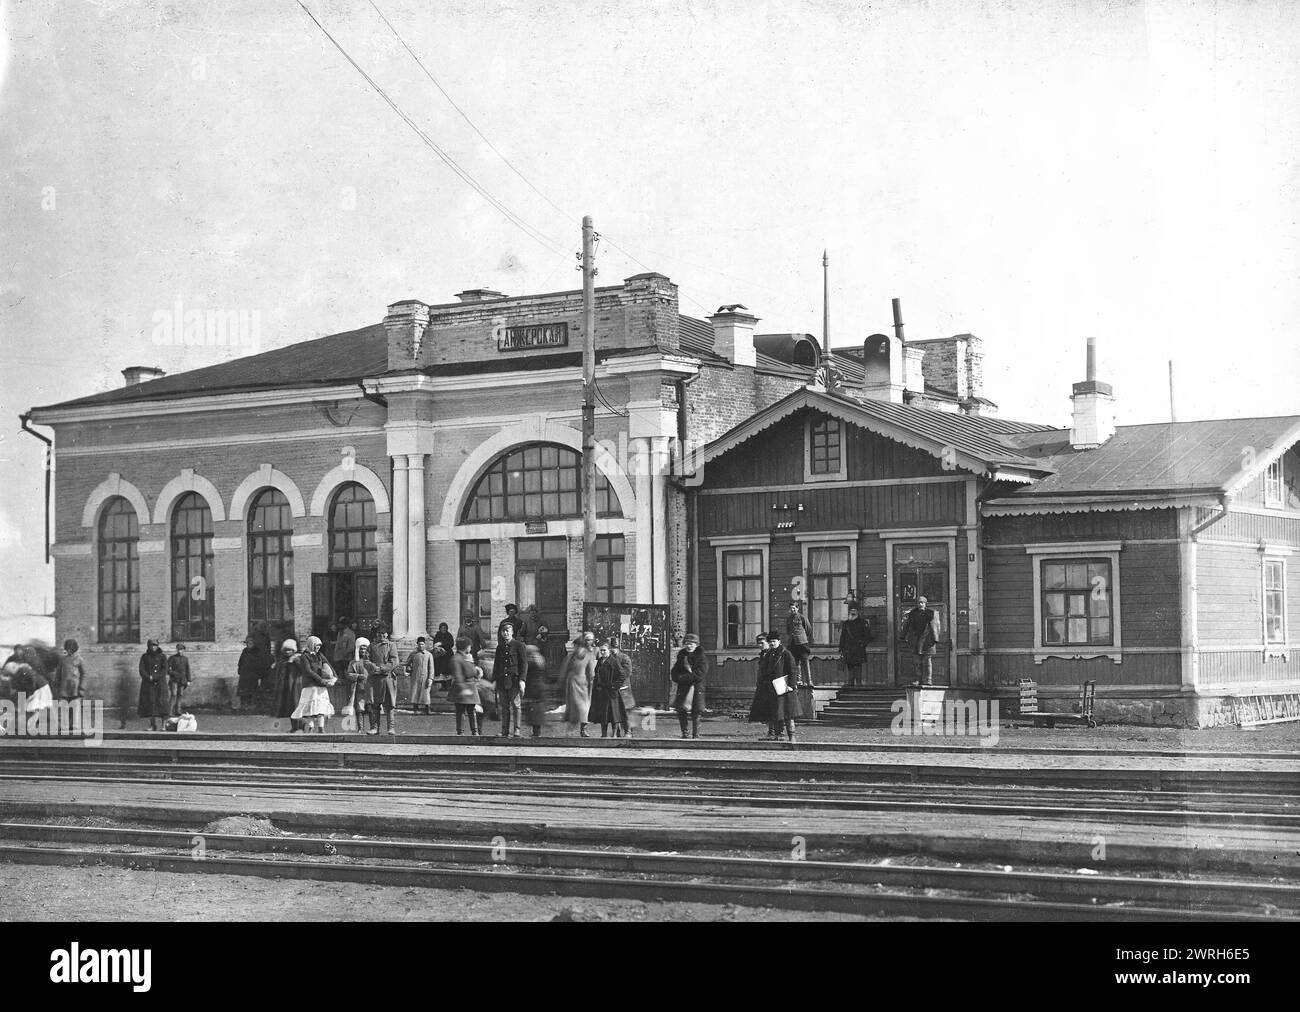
[{"xmin": 581, "ymin": 216, "xmax": 598, "ymax": 611}]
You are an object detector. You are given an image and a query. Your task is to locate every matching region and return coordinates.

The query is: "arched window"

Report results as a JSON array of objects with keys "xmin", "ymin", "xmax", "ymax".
[
  {"xmin": 171, "ymin": 492, "xmax": 215, "ymax": 641},
  {"xmin": 248, "ymin": 489, "xmax": 294, "ymax": 639},
  {"xmin": 462, "ymin": 443, "xmax": 621, "ymax": 522},
  {"xmin": 313, "ymin": 483, "xmax": 378, "ymax": 636},
  {"xmin": 98, "ymin": 496, "xmax": 139, "ymax": 643}
]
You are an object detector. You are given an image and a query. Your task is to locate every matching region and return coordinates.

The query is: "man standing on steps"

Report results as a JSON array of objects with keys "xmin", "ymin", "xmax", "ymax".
[
  {"xmin": 495, "ymin": 623, "xmax": 528, "ymax": 738},
  {"xmin": 838, "ymin": 606, "xmax": 873, "ymax": 686},
  {"xmin": 901, "ymin": 596, "xmax": 941, "ymax": 686}
]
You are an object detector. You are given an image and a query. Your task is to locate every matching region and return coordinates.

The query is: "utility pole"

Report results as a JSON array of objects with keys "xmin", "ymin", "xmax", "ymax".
[
  {"xmin": 822, "ymin": 250, "xmax": 830, "ymax": 349},
  {"xmin": 581, "ymin": 216, "xmax": 598, "ymax": 612}
]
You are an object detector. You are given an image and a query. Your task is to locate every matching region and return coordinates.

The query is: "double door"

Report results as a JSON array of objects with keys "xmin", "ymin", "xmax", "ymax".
[
  {"xmin": 515, "ymin": 538, "xmax": 569, "ymax": 671},
  {"xmin": 893, "ymin": 543, "xmax": 949, "ymax": 684}
]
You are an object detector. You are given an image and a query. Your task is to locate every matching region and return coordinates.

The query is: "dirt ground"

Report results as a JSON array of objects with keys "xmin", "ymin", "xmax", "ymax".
[{"xmin": 0, "ymin": 863, "xmax": 881, "ymax": 921}]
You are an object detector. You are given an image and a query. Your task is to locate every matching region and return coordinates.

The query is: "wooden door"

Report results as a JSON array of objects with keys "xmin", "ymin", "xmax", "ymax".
[{"xmin": 893, "ymin": 543, "xmax": 949, "ymax": 684}]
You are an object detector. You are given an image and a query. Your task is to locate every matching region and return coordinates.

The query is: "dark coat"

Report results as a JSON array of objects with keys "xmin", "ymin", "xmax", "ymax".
[
  {"xmin": 137, "ymin": 648, "xmax": 168, "ymax": 717},
  {"xmin": 747, "ymin": 648, "xmax": 778, "ymax": 723},
  {"xmin": 902, "ymin": 608, "xmax": 941, "ymax": 655},
  {"xmin": 433, "ymin": 630, "xmax": 455, "ymax": 677},
  {"xmin": 612, "ymin": 650, "xmax": 635, "ymax": 710},
  {"xmin": 298, "ymin": 650, "xmax": 329, "ymax": 688},
  {"xmin": 346, "ymin": 659, "xmax": 377, "ymax": 711},
  {"xmin": 365, "ymin": 639, "xmax": 400, "ymax": 709},
  {"xmin": 448, "ymin": 654, "xmax": 479, "ymax": 706},
  {"xmin": 521, "ymin": 647, "xmax": 553, "ymax": 725},
  {"xmin": 271, "ymin": 654, "xmax": 301, "ymax": 719},
  {"xmin": 57, "ymin": 653, "xmax": 88, "ymax": 700},
  {"xmin": 237, "ymin": 646, "xmax": 266, "ymax": 697},
  {"xmin": 764, "ymin": 647, "xmax": 799, "ymax": 722},
  {"xmin": 786, "ymin": 611, "xmax": 812, "ymax": 645},
  {"xmin": 838, "ymin": 617, "xmax": 873, "ymax": 667},
  {"xmin": 671, "ymin": 647, "xmax": 708, "ymax": 714},
  {"xmin": 494, "ymin": 639, "xmax": 528, "ymax": 692},
  {"xmin": 589, "ymin": 655, "xmax": 628, "ymax": 726},
  {"xmin": 167, "ymin": 654, "xmax": 191, "ymax": 686}
]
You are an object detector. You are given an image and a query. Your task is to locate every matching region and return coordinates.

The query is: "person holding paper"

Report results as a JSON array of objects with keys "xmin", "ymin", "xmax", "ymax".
[
  {"xmin": 765, "ymin": 631, "xmax": 800, "ymax": 743},
  {"xmin": 671, "ymin": 633, "xmax": 708, "ymax": 739},
  {"xmin": 747, "ymin": 633, "xmax": 779, "ymax": 739}
]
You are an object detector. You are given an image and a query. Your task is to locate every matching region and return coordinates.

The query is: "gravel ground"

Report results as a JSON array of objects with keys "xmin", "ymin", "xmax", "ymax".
[{"xmin": 0, "ymin": 864, "xmax": 884, "ymax": 921}]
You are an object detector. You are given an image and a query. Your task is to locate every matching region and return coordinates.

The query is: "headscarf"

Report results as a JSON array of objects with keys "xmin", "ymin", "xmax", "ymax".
[
  {"xmin": 354, "ymin": 637, "xmax": 370, "ymax": 663},
  {"xmin": 282, "ymin": 638, "xmax": 298, "ymax": 654},
  {"xmin": 305, "ymin": 635, "xmax": 322, "ymax": 652}
]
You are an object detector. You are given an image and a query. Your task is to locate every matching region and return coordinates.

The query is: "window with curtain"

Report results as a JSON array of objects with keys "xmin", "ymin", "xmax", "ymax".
[
  {"xmin": 98, "ymin": 496, "xmax": 140, "ymax": 643},
  {"xmin": 1041, "ymin": 558, "xmax": 1113, "ymax": 646},
  {"xmin": 723, "ymin": 550, "xmax": 764, "ymax": 648},
  {"xmin": 170, "ymin": 492, "xmax": 215, "ymax": 641},
  {"xmin": 808, "ymin": 546, "xmax": 851, "ymax": 645}
]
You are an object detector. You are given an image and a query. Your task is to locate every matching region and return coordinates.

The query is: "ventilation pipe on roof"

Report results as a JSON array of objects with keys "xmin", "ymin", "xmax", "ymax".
[
  {"xmin": 122, "ymin": 366, "xmax": 165, "ymax": 387},
  {"xmin": 1069, "ymin": 338, "xmax": 1116, "ymax": 449},
  {"xmin": 709, "ymin": 305, "xmax": 758, "ymax": 368},
  {"xmin": 455, "ymin": 289, "xmax": 507, "ymax": 303}
]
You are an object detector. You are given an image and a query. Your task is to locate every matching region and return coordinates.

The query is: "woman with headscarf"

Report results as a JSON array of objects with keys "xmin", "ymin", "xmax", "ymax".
[
  {"xmin": 8, "ymin": 661, "xmax": 53, "ymax": 724},
  {"xmin": 433, "ymin": 622, "xmax": 455, "ymax": 686},
  {"xmin": 562, "ymin": 636, "xmax": 595, "ymax": 737},
  {"xmin": 138, "ymin": 640, "xmax": 168, "ymax": 732},
  {"xmin": 671, "ymin": 633, "xmax": 709, "ymax": 739},
  {"xmin": 290, "ymin": 635, "xmax": 336, "ymax": 733},
  {"xmin": 344, "ymin": 637, "xmax": 377, "ymax": 735},
  {"xmin": 271, "ymin": 639, "xmax": 303, "ymax": 732}
]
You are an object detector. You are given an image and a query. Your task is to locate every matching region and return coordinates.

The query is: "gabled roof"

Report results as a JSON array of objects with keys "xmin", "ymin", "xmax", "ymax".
[
  {"xmin": 985, "ymin": 416, "xmax": 1300, "ymax": 507},
  {"xmin": 699, "ymin": 385, "xmax": 1053, "ymax": 479}
]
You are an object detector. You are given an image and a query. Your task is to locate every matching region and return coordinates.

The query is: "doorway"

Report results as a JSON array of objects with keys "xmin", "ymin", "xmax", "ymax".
[
  {"xmin": 515, "ymin": 538, "xmax": 570, "ymax": 670},
  {"xmin": 312, "ymin": 570, "xmax": 378, "ymax": 649},
  {"xmin": 892, "ymin": 542, "xmax": 949, "ymax": 684}
]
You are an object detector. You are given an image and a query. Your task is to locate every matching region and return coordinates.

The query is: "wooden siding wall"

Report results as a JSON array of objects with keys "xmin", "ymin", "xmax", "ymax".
[{"xmin": 699, "ymin": 482, "xmax": 965, "ymax": 539}]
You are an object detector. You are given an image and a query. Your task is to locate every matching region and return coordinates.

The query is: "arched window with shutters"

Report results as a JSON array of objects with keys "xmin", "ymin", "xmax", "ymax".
[
  {"xmin": 171, "ymin": 492, "xmax": 215, "ymax": 641},
  {"xmin": 311, "ymin": 482, "xmax": 378, "ymax": 639},
  {"xmin": 248, "ymin": 489, "xmax": 294, "ymax": 642},
  {"xmin": 462, "ymin": 442, "xmax": 621, "ymax": 522},
  {"xmin": 98, "ymin": 496, "xmax": 140, "ymax": 643}
]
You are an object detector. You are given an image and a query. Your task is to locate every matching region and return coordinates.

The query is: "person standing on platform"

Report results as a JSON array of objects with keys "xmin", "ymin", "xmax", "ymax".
[
  {"xmin": 345, "ymin": 637, "xmax": 377, "ymax": 735},
  {"xmin": 137, "ymin": 640, "xmax": 168, "ymax": 732},
  {"xmin": 589, "ymin": 642, "xmax": 628, "ymax": 738},
  {"xmin": 365, "ymin": 631, "xmax": 400, "ymax": 736},
  {"xmin": 459, "ymin": 613, "xmax": 483, "ymax": 661},
  {"xmin": 838, "ymin": 606, "xmax": 873, "ymax": 687},
  {"xmin": 561, "ymin": 635, "xmax": 595, "ymax": 737},
  {"xmin": 167, "ymin": 643, "xmax": 191, "ymax": 717},
  {"xmin": 747, "ymin": 633, "xmax": 779, "ymax": 739},
  {"xmin": 786, "ymin": 602, "xmax": 814, "ymax": 688},
  {"xmin": 405, "ymin": 636, "xmax": 434, "ymax": 716},
  {"xmin": 671, "ymin": 633, "xmax": 708, "ymax": 740},
  {"xmin": 765, "ymin": 632, "xmax": 799, "ymax": 743},
  {"xmin": 236, "ymin": 636, "xmax": 267, "ymax": 710},
  {"xmin": 495, "ymin": 623, "xmax": 528, "ymax": 738},
  {"xmin": 449, "ymin": 637, "xmax": 481, "ymax": 736},
  {"xmin": 432, "ymin": 621, "xmax": 455, "ymax": 692},
  {"xmin": 56, "ymin": 639, "xmax": 88, "ymax": 702},
  {"xmin": 500, "ymin": 603, "xmax": 524, "ymax": 642},
  {"xmin": 901, "ymin": 596, "xmax": 941, "ymax": 686},
  {"xmin": 291, "ymin": 635, "xmax": 335, "ymax": 733},
  {"xmin": 609, "ymin": 638, "xmax": 635, "ymax": 739},
  {"xmin": 522, "ymin": 642, "xmax": 550, "ymax": 738},
  {"xmin": 271, "ymin": 639, "xmax": 302, "ymax": 732}
]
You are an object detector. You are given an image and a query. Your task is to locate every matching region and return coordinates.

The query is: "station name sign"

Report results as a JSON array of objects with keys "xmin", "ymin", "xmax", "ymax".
[{"xmin": 498, "ymin": 322, "xmax": 569, "ymax": 352}]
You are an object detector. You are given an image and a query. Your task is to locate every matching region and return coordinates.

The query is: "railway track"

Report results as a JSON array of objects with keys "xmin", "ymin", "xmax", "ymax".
[
  {"xmin": 4, "ymin": 759, "xmax": 1300, "ymax": 829},
  {"xmin": 0, "ymin": 821, "xmax": 1294, "ymax": 921}
]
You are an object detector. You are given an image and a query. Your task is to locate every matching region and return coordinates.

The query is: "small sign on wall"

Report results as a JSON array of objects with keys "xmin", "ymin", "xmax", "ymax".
[
  {"xmin": 499, "ymin": 322, "xmax": 568, "ymax": 351},
  {"xmin": 525, "ymin": 520, "xmax": 549, "ymax": 535}
]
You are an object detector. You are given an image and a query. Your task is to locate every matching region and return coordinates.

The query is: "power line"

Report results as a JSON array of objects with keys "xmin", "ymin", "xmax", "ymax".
[
  {"xmin": 367, "ymin": 0, "xmax": 574, "ymax": 226},
  {"xmin": 294, "ymin": 1, "xmax": 570, "ymax": 259}
]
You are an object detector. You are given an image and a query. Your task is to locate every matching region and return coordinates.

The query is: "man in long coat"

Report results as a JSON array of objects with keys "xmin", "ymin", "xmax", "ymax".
[
  {"xmin": 671, "ymin": 633, "xmax": 709, "ymax": 740},
  {"xmin": 747, "ymin": 633, "xmax": 778, "ymax": 737},
  {"xmin": 365, "ymin": 630, "xmax": 400, "ymax": 735},
  {"xmin": 406, "ymin": 636, "xmax": 434, "ymax": 715},
  {"xmin": 137, "ymin": 640, "xmax": 168, "ymax": 732},
  {"xmin": 763, "ymin": 631, "xmax": 799, "ymax": 743},
  {"xmin": 838, "ymin": 607, "xmax": 874, "ymax": 686},
  {"xmin": 901, "ymin": 596, "xmax": 942, "ymax": 686}
]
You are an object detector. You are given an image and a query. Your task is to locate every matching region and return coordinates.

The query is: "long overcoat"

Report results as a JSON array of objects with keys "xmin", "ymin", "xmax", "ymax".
[
  {"xmin": 589, "ymin": 655, "xmax": 628, "ymax": 727},
  {"xmin": 671, "ymin": 647, "xmax": 709, "ymax": 714},
  {"xmin": 137, "ymin": 646, "xmax": 168, "ymax": 718},
  {"xmin": 747, "ymin": 648, "xmax": 778, "ymax": 723}
]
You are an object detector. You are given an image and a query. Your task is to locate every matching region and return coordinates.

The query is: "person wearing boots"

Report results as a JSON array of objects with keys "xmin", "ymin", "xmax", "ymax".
[
  {"xmin": 365, "ymin": 632, "xmax": 400, "ymax": 736},
  {"xmin": 405, "ymin": 636, "xmax": 434, "ymax": 716},
  {"xmin": 495, "ymin": 623, "xmax": 529, "ymax": 738},
  {"xmin": 838, "ymin": 606, "xmax": 873, "ymax": 686},
  {"xmin": 345, "ymin": 638, "xmax": 378, "ymax": 735},
  {"xmin": 671, "ymin": 633, "xmax": 708, "ymax": 739},
  {"xmin": 562, "ymin": 636, "xmax": 595, "ymax": 738},
  {"xmin": 449, "ymin": 637, "xmax": 481, "ymax": 736},
  {"xmin": 589, "ymin": 641, "xmax": 628, "ymax": 738},
  {"xmin": 901, "ymin": 596, "xmax": 942, "ymax": 686},
  {"xmin": 609, "ymin": 638, "xmax": 635, "ymax": 739},
  {"xmin": 747, "ymin": 633, "xmax": 779, "ymax": 739},
  {"xmin": 785, "ymin": 602, "xmax": 814, "ymax": 688},
  {"xmin": 167, "ymin": 643, "xmax": 191, "ymax": 717},
  {"xmin": 137, "ymin": 640, "xmax": 168, "ymax": 732},
  {"xmin": 271, "ymin": 639, "xmax": 303, "ymax": 732},
  {"xmin": 765, "ymin": 631, "xmax": 799, "ymax": 743}
]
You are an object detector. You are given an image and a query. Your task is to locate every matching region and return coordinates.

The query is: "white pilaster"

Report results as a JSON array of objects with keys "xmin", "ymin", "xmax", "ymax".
[
  {"xmin": 407, "ymin": 453, "xmax": 427, "ymax": 635},
  {"xmin": 651, "ymin": 436, "xmax": 669, "ymax": 605},
  {"xmin": 633, "ymin": 438, "xmax": 654, "ymax": 602},
  {"xmin": 391, "ymin": 456, "xmax": 409, "ymax": 637}
]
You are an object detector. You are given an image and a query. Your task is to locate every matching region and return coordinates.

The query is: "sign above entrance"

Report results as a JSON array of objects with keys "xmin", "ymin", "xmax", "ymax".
[
  {"xmin": 524, "ymin": 520, "xmax": 549, "ymax": 534},
  {"xmin": 499, "ymin": 322, "xmax": 569, "ymax": 352}
]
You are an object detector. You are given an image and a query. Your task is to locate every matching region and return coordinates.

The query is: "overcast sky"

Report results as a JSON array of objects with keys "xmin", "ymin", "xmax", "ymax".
[{"xmin": 2, "ymin": 0, "xmax": 1299, "ymax": 617}]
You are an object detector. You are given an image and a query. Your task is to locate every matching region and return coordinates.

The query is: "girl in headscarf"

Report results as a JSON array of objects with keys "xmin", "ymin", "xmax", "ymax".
[
  {"xmin": 271, "ymin": 639, "xmax": 303, "ymax": 732},
  {"xmin": 344, "ymin": 637, "xmax": 377, "ymax": 735},
  {"xmin": 290, "ymin": 635, "xmax": 335, "ymax": 733},
  {"xmin": 138, "ymin": 640, "xmax": 168, "ymax": 732}
]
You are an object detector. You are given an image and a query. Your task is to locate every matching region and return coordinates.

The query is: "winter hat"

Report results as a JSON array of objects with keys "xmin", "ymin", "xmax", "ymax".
[
  {"xmin": 354, "ymin": 637, "xmax": 370, "ymax": 662},
  {"xmin": 683, "ymin": 633, "xmax": 700, "ymax": 645}
]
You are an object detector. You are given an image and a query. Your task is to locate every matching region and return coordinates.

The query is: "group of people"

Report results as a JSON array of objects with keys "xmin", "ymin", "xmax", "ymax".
[{"xmin": 1, "ymin": 639, "xmax": 90, "ymax": 723}]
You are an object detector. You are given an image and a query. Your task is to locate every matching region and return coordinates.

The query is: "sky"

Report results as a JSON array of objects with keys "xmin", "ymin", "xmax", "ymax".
[{"xmin": 1, "ymin": 0, "xmax": 1298, "ymax": 616}]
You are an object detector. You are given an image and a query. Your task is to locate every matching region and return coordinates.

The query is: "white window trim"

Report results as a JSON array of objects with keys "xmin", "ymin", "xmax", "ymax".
[
  {"xmin": 804, "ymin": 415, "xmax": 848, "ymax": 483},
  {"xmin": 1025, "ymin": 543, "xmax": 1123, "ymax": 663},
  {"xmin": 1263, "ymin": 458, "xmax": 1285, "ymax": 509},
  {"xmin": 800, "ymin": 538, "xmax": 858, "ymax": 650},
  {"xmin": 1262, "ymin": 554, "xmax": 1287, "ymax": 656},
  {"xmin": 715, "ymin": 540, "xmax": 771, "ymax": 652}
]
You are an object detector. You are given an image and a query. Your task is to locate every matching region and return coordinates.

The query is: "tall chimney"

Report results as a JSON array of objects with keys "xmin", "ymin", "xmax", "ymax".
[
  {"xmin": 1168, "ymin": 360, "xmax": 1178, "ymax": 422},
  {"xmin": 122, "ymin": 366, "xmax": 165, "ymax": 387},
  {"xmin": 822, "ymin": 251, "xmax": 830, "ymax": 351},
  {"xmin": 1069, "ymin": 337, "xmax": 1116, "ymax": 449},
  {"xmin": 892, "ymin": 298, "xmax": 905, "ymax": 343},
  {"xmin": 709, "ymin": 304, "xmax": 758, "ymax": 368}
]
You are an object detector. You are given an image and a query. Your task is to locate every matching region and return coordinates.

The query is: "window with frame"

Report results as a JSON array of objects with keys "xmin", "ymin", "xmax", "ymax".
[
  {"xmin": 809, "ymin": 416, "xmax": 843, "ymax": 476},
  {"xmin": 462, "ymin": 443, "xmax": 620, "ymax": 522},
  {"xmin": 328, "ymin": 483, "xmax": 377, "ymax": 570},
  {"xmin": 1041, "ymin": 558, "xmax": 1113, "ymax": 647},
  {"xmin": 460, "ymin": 541, "xmax": 492, "ymax": 633},
  {"xmin": 1264, "ymin": 559, "xmax": 1286, "ymax": 645},
  {"xmin": 248, "ymin": 489, "xmax": 294, "ymax": 633},
  {"xmin": 808, "ymin": 546, "xmax": 851, "ymax": 645},
  {"xmin": 1263, "ymin": 459, "xmax": 1285, "ymax": 509},
  {"xmin": 98, "ymin": 496, "xmax": 140, "ymax": 643},
  {"xmin": 594, "ymin": 534, "xmax": 626, "ymax": 604},
  {"xmin": 723, "ymin": 550, "xmax": 764, "ymax": 648},
  {"xmin": 170, "ymin": 492, "xmax": 215, "ymax": 641}
]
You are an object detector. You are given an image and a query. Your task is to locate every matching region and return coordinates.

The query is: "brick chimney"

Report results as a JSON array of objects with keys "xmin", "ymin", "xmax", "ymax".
[
  {"xmin": 122, "ymin": 366, "xmax": 165, "ymax": 387},
  {"xmin": 384, "ymin": 300, "xmax": 432, "ymax": 369},
  {"xmin": 862, "ymin": 333, "xmax": 904, "ymax": 402},
  {"xmin": 709, "ymin": 304, "xmax": 758, "ymax": 368},
  {"xmin": 1069, "ymin": 337, "xmax": 1115, "ymax": 449}
]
